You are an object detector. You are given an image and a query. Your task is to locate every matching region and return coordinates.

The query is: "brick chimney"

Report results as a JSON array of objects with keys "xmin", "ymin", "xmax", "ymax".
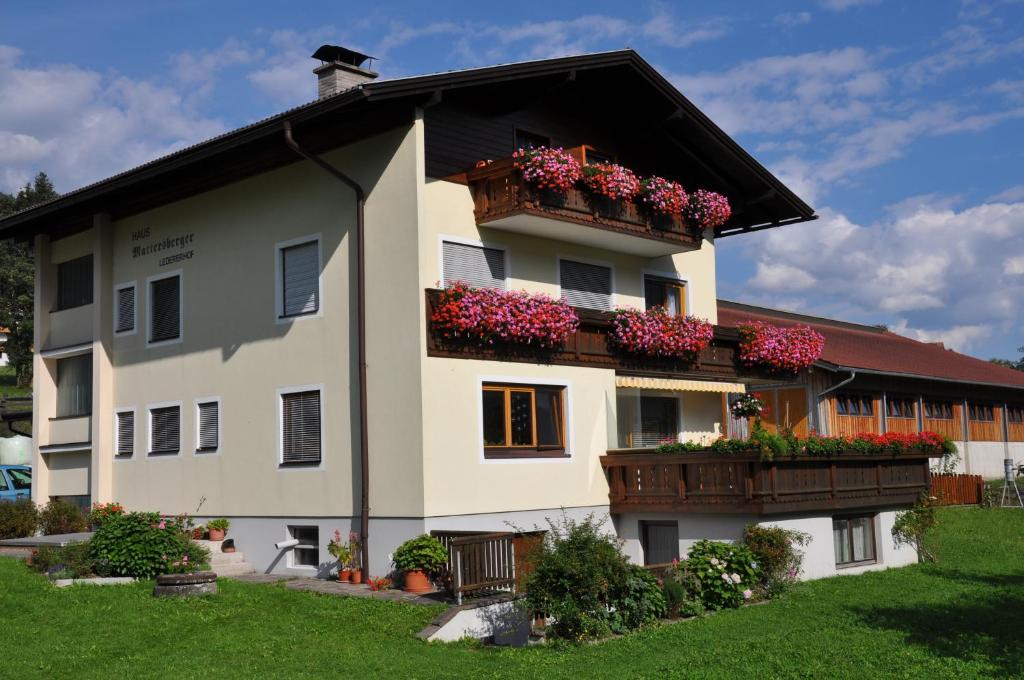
[{"xmin": 312, "ymin": 45, "xmax": 378, "ymax": 98}]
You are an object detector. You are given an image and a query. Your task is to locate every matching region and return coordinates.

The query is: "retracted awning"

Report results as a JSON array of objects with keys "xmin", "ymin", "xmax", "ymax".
[{"xmin": 614, "ymin": 376, "xmax": 745, "ymax": 393}]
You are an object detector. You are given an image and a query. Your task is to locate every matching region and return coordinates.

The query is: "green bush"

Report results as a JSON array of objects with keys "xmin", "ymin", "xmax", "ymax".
[
  {"xmin": 661, "ymin": 567, "xmax": 705, "ymax": 618},
  {"xmin": 742, "ymin": 524, "xmax": 810, "ymax": 597},
  {"xmin": 893, "ymin": 495, "xmax": 939, "ymax": 563},
  {"xmin": 686, "ymin": 540, "xmax": 760, "ymax": 610},
  {"xmin": 392, "ymin": 534, "xmax": 448, "ymax": 573},
  {"xmin": 38, "ymin": 499, "xmax": 88, "ymax": 535},
  {"xmin": 608, "ymin": 566, "xmax": 666, "ymax": 633},
  {"xmin": 89, "ymin": 511, "xmax": 198, "ymax": 578},
  {"xmin": 0, "ymin": 498, "xmax": 38, "ymax": 539},
  {"xmin": 30, "ymin": 542, "xmax": 94, "ymax": 579}
]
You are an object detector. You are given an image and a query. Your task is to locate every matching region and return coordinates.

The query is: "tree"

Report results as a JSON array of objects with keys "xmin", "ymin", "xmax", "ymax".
[
  {"xmin": 0, "ymin": 172, "xmax": 59, "ymax": 388},
  {"xmin": 990, "ymin": 346, "xmax": 1024, "ymax": 372}
]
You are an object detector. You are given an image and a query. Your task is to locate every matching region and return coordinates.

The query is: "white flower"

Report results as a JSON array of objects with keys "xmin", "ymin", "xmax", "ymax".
[
  {"xmin": 721, "ymin": 573, "xmax": 730, "ymax": 582},
  {"xmin": 730, "ymin": 573, "xmax": 741, "ymax": 584},
  {"xmin": 743, "ymin": 589, "xmax": 753, "ymax": 600},
  {"xmin": 710, "ymin": 558, "xmax": 720, "ymax": 567},
  {"xmin": 751, "ymin": 562, "xmax": 757, "ymax": 569}
]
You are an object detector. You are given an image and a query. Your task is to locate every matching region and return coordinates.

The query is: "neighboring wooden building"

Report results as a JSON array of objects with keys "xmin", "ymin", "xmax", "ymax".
[{"xmin": 718, "ymin": 300, "xmax": 1024, "ymax": 478}]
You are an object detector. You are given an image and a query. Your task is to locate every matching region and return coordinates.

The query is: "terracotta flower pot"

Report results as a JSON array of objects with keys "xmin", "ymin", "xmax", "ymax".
[
  {"xmin": 192, "ymin": 527, "xmax": 204, "ymax": 540},
  {"xmin": 208, "ymin": 528, "xmax": 225, "ymax": 541},
  {"xmin": 349, "ymin": 569, "xmax": 363, "ymax": 584},
  {"xmin": 339, "ymin": 568, "xmax": 351, "ymax": 582},
  {"xmin": 403, "ymin": 569, "xmax": 432, "ymax": 594}
]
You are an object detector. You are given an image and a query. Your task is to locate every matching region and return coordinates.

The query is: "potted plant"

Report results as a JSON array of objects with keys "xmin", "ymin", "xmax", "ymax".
[
  {"xmin": 192, "ymin": 524, "xmax": 205, "ymax": 540},
  {"xmin": 207, "ymin": 518, "xmax": 230, "ymax": 541},
  {"xmin": 347, "ymin": 532, "xmax": 363, "ymax": 584},
  {"xmin": 327, "ymin": 530, "xmax": 352, "ymax": 582},
  {"xmin": 393, "ymin": 534, "xmax": 448, "ymax": 594}
]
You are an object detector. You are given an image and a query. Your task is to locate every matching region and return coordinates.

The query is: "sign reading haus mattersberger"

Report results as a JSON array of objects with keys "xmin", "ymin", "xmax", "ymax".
[{"xmin": 131, "ymin": 226, "xmax": 196, "ymax": 267}]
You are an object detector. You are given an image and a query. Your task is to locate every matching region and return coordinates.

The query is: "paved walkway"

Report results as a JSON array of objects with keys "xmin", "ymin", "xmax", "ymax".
[
  {"xmin": 230, "ymin": 574, "xmax": 449, "ymax": 605},
  {"xmin": 0, "ymin": 532, "xmax": 93, "ymax": 548}
]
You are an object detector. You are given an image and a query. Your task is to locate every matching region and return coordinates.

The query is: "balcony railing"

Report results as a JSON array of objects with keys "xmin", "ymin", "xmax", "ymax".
[
  {"xmin": 45, "ymin": 415, "xmax": 91, "ymax": 448},
  {"xmin": 467, "ymin": 157, "xmax": 702, "ymax": 257},
  {"xmin": 46, "ymin": 303, "xmax": 93, "ymax": 351},
  {"xmin": 600, "ymin": 450, "xmax": 937, "ymax": 515}
]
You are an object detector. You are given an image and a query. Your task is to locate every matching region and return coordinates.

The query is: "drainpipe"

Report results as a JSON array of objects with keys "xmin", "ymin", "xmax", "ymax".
[
  {"xmin": 283, "ymin": 121, "xmax": 370, "ymax": 575},
  {"xmin": 816, "ymin": 369, "xmax": 856, "ymax": 436}
]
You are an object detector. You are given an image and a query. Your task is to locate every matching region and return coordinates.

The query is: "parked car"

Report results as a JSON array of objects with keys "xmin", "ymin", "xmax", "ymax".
[{"xmin": 0, "ymin": 465, "xmax": 30, "ymax": 501}]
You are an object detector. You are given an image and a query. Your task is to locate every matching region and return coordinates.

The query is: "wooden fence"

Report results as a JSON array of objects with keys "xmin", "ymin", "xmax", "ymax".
[{"xmin": 930, "ymin": 473, "xmax": 984, "ymax": 506}]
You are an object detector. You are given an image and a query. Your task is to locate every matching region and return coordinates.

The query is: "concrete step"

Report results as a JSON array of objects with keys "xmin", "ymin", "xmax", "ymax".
[
  {"xmin": 193, "ymin": 540, "xmax": 255, "ymax": 576},
  {"xmin": 213, "ymin": 563, "xmax": 256, "ymax": 577},
  {"xmin": 208, "ymin": 551, "xmax": 249, "ymax": 566}
]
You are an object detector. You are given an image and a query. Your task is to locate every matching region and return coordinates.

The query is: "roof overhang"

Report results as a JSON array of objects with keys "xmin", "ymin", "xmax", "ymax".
[{"xmin": 815, "ymin": 361, "xmax": 1024, "ymax": 392}]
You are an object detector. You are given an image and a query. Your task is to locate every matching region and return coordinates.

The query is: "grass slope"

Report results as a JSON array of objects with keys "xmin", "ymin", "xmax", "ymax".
[{"xmin": 2, "ymin": 507, "xmax": 1022, "ymax": 679}]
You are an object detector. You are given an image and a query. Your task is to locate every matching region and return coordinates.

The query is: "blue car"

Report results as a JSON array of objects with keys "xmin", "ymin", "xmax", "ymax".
[{"xmin": 0, "ymin": 465, "xmax": 31, "ymax": 501}]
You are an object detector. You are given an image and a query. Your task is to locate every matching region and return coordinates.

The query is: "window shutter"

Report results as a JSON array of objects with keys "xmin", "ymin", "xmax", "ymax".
[
  {"xmin": 442, "ymin": 241, "xmax": 505, "ymax": 289},
  {"xmin": 150, "ymin": 276, "xmax": 181, "ymax": 342},
  {"xmin": 116, "ymin": 286, "xmax": 135, "ymax": 333},
  {"xmin": 197, "ymin": 401, "xmax": 219, "ymax": 450},
  {"xmin": 56, "ymin": 354, "xmax": 92, "ymax": 418},
  {"xmin": 282, "ymin": 391, "xmax": 321, "ymax": 465},
  {"xmin": 282, "ymin": 241, "xmax": 319, "ymax": 316},
  {"xmin": 116, "ymin": 411, "xmax": 134, "ymax": 456},
  {"xmin": 150, "ymin": 406, "xmax": 180, "ymax": 454},
  {"xmin": 560, "ymin": 260, "xmax": 612, "ymax": 310}
]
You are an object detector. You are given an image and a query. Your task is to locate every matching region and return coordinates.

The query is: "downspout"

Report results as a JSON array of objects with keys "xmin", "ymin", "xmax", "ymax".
[
  {"xmin": 816, "ymin": 369, "xmax": 855, "ymax": 436},
  {"xmin": 283, "ymin": 121, "xmax": 370, "ymax": 575}
]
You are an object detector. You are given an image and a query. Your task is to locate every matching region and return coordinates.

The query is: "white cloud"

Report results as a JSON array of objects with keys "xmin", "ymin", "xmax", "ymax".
[
  {"xmin": 773, "ymin": 12, "xmax": 813, "ymax": 28},
  {"xmin": 819, "ymin": 0, "xmax": 882, "ymax": 10},
  {"xmin": 990, "ymin": 185, "xmax": 1024, "ymax": 202},
  {"xmin": 889, "ymin": 320, "xmax": 991, "ymax": 352},
  {"xmin": 1004, "ymin": 256, "xmax": 1024, "ymax": 275}
]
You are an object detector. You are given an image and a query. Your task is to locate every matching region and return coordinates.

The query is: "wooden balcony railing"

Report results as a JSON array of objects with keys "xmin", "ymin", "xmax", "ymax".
[
  {"xmin": 467, "ymin": 157, "xmax": 702, "ymax": 254},
  {"xmin": 600, "ymin": 450, "xmax": 938, "ymax": 515}
]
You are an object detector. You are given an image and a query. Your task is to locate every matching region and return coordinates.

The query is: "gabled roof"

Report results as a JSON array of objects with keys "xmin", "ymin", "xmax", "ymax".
[
  {"xmin": 0, "ymin": 49, "xmax": 814, "ymax": 241},
  {"xmin": 717, "ymin": 299, "xmax": 1024, "ymax": 390}
]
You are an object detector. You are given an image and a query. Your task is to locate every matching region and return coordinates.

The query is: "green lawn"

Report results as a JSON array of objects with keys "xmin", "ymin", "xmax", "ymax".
[
  {"xmin": 3, "ymin": 507, "xmax": 1023, "ymax": 679},
  {"xmin": 0, "ymin": 365, "xmax": 30, "ymax": 398}
]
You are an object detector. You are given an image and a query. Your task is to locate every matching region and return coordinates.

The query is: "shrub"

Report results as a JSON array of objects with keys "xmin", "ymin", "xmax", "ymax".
[
  {"xmin": 893, "ymin": 494, "xmax": 939, "ymax": 563},
  {"xmin": 392, "ymin": 534, "xmax": 448, "ymax": 573},
  {"xmin": 88, "ymin": 502, "xmax": 124, "ymax": 529},
  {"xmin": 90, "ymin": 511, "xmax": 199, "ymax": 578},
  {"xmin": 163, "ymin": 541, "xmax": 211, "ymax": 574},
  {"xmin": 30, "ymin": 541, "xmax": 94, "ymax": 579},
  {"xmin": 742, "ymin": 525, "xmax": 810, "ymax": 597},
  {"xmin": 0, "ymin": 498, "xmax": 38, "ymax": 539},
  {"xmin": 686, "ymin": 540, "xmax": 760, "ymax": 610},
  {"xmin": 38, "ymin": 499, "xmax": 88, "ymax": 535},
  {"xmin": 608, "ymin": 565, "xmax": 666, "ymax": 633},
  {"xmin": 661, "ymin": 565, "xmax": 705, "ymax": 618}
]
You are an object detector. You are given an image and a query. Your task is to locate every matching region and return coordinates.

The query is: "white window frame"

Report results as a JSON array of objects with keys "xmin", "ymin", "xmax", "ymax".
[
  {"xmin": 641, "ymin": 268, "xmax": 692, "ymax": 317},
  {"xmin": 194, "ymin": 396, "xmax": 222, "ymax": 456},
  {"xmin": 556, "ymin": 255, "xmax": 616, "ymax": 310},
  {"xmin": 275, "ymin": 234, "xmax": 323, "ymax": 324},
  {"xmin": 437, "ymin": 234, "xmax": 510, "ymax": 290},
  {"xmin": 113, "ymin": 280, "xmax": 138, "ymax": 337},
  {"xmin": 113, "ymin": 406, "xmax": 136, "ymax": 460},
  {"xmin": 277, "ymin": 384, "xmax": 325, "ymax": 471},
  {"xmin": 286, "ymin": 525, "xmax": 320, "ymax": 570},
  {"xmin": 146, "ymin": 269, "xmax": 183, "ymax": 348},
  {"xmin": 476, "ymin": 375, "xmax": 574, "ymax": 465},
  {"xmin": 146, "ymin": 400, "xmax": 183, "ymax": 458}
]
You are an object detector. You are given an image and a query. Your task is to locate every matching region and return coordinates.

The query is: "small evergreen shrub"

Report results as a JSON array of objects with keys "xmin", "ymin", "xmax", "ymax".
[
  {"xmin": 0, "ymin": 498, "xmax": 38, "ymax": 539},
  {"xmin": 30, "ymin": 542, "xmax": 94, "ymax": 579},
  {"xmin": 38, "ymin": 499, "xmax": 88, "ymax": 535},
  {"xmin": 742, "ymin": 524, "xmax": 810, "ymax": 597},
  {"xmin": 608, "ymin": 565, "xmax": 666, "ymax": 633},
  {"xmin": 90, "ymin": 512, "xmax": 198, "ymax": 578},
  {"xmin": 661, "ymin": 566, "xmax": 705, "ymax": 618},
  {"xmin": 392, "ymin": 534, "xmax": 448, "ymax": 573},
  {"xmin": 686, "ymin": 540, "xmax": 760, "ymax": 610}
]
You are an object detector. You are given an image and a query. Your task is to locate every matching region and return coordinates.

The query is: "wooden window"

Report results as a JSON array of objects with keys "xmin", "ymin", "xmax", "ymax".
[
  {"xmin": 114, "ymin": 283, "xmax": 135, "ymax": 334},
  {"xmin": 643, "ymin": 276, "xmax": 686, "ymax": 316},
  {"xmin": 886, "ymin": 398, "xmax": 915, "ymax": 419},
  {"xmin": 1008, "ymin": 406, "xmax": 1024, "ymax": 424},
  {"xmin": 56, "ymin": 354, "xmax": 92, "ymax": 418},
  {"xmin": 481, "ymin": 383, "xmax": 566, "ymax": 458},
  {"xmin": 968, "ymin": 403, "xmax": 995, "ymax": 422},
  {"xmin": 924, "ymin": 400, "xmax": 954, "ymax": 420},
  {"xmin": 281, "ymin": 390, "xmax": 321, "ymax": 466},
  {"xmin": 196, "ymin": 401, "xmax": 219, "ymax": 452},
  {"xmin": 56, "ymin": 255, "xmax": 94, "ymax": 310},
  {"xmin": 833, "ymin": 515, "xmax": 876, "ymax": 567},
  {"xmin": 559, "ymin": 260, "xmax": 612, "ymax": 311},
  {"xmin": 288, "ymin": 526, "xmax": 319, "ymax": 567},
  {"xmin": 149, "ymin": 405, "xmax": 181, "ymax": 455},
  {"xmin": 115, "ymin": 410, "xmax": 134, "ymax": 457},
  {"xmin": 149, "ymin": 274, "xmax": 181, "ymax": 343},
  {"xmin": 442, "ymin": 241, "xmax": 505, "ymax": 290},
  {"xmin": 281, "ymin": 240, "xmax": 320, "ymax": 317},
  {"xmin": 641, "ymin": 521, "xmax": 679, "ymax": 566},
  {"xmin": 513, "ymin": 128, "xmax": 550, "ymax": 151}
]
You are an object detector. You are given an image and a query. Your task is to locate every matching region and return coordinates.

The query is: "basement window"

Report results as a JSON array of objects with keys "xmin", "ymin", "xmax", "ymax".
[
  {"xmin": 833, "ymin": 515, "xmax": 876, "ymax": 567},
  {"xmin": 288, "ymin": 526, "xmax": 319, "ymax": 568}
]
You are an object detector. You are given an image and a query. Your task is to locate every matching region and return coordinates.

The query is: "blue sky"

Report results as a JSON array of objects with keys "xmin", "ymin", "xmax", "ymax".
[{"xmin": 1, "ymin": 0, "xmax": 1022, "ymax": 360}]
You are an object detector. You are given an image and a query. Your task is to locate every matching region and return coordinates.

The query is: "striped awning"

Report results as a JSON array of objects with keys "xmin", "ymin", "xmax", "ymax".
[{"xmin": 614, "ymin": 376, "xmax": 746, "ymax": 393}]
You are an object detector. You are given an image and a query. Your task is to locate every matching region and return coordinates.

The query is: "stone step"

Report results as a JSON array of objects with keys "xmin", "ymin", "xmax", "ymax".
[
  {"xmin": 213, "ymin": 563, "xmax": 256, "ymax": 577},
  {"xmin": 208, "ymin": 551, "xmax": 249, "ymax": 565}
]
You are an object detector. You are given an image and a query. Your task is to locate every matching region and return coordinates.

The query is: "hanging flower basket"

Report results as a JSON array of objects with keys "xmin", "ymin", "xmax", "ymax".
[
  {"xmin": 512, "ymin": 146, "xmax": 581, "ymax": 194},
  {"xmin": 683, "ymin": 189, "xmax": 732, "ymax": 230},
  {"xmin": 431, "ymin": 282, "xmax": 579, "ymax": 349},
  {"xmin": 737, "ymin": 321, "xmax": 825, "ymax": 374},
  {"xmin": 610, "ymin": 306, "xmax": 714, "ymax": 360}
]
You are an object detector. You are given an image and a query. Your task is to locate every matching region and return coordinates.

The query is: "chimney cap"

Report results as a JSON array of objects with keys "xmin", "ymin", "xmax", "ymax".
[{"xmin": 312, "ymin": 45, "xmax": 375, "ymax": 69}]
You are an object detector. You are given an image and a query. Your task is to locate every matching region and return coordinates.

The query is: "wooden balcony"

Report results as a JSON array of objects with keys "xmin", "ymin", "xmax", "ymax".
[
  {"xmin": 467, "ymin": 157, "xmax": 702, "ymax": 257},
  {"xmin": 600, "ymin": 450, "xmax": 937, "ymax": 515}
]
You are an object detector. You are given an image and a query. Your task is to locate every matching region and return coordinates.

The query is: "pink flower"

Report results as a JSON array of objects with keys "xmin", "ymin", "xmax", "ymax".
[
  {"xmin": 609, "ymin": 307, "xmax": 713, "ymax": 360},
  {"xmin": 158, "ymin": 521, "xmax": 166, "ymax": 530},
  {"xmin": 743, "ymin": 589, "xmax": 753, "ymax": 600},
  {"xmin": 513, "ymin": 147, "xmax": 581, "ymax": 193},
  {"xmin": 683, "ymin": 190, "xmax": 732, "ymax": 230},
  {"xmin": 737, "ymin": 321, "xmax": 825, "ymax": 373}
]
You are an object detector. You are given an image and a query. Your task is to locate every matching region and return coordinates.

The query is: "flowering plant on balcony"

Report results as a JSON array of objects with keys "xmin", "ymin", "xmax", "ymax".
[
  {"xmin": 655, "ymin": 429, "xmax": 956, "ymax": 460},
  {"xmin": 431, "ymin": 282, "xmax": 579, "ymax": 349},
  {"xmin": 730, "ymin": 393, "xmax": 766, "ymax": 420},
  {"xmin": 737, "ymin": 321, "xmax": 824, "ymax": 374},
  {"xmin": 683, "ymin": 189, "xmax": 732, "ymax": 230},
  {"xmin": 512, "ymin": 146, "xmax": 581, "ymax": 193},
  {"xmin": 636, "ymin": 176, "xmax": 688, "ymax": 215},
  {"xmin": 579, "ymin": 163, "xmax": 640, "ymax": 201},
  {"xmin": 609, "ymin": 306, "xmax": 714, "ymax": 360}
]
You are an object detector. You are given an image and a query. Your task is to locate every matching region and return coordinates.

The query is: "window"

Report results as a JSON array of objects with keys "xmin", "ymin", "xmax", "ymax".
[
  {"xmin": 836, "ymin": 394, "xmax": 873, "ymax": 417},
  {"xmin": 1008, "ymin": 406, "xmax": 1024, "ymax": 424},
  {"xmin": 114, "ymin": 282, "xmax": 136, "ymax": 334},
  {"xmin": 833, "ymin": 516, "xmax": 876, "ymax": 567},
  {"xmin": 644, "ymin": 276, "xmax": 687, "ymax": 316},
  {"xmin": 482, "ymin": 383, "xmax": 566, "ymax": 458},
  {"xmin": 149, "ymin": 273, "xmax": 181, "ymax": 343},
  {"xmin": 924, "ymin": 400, "xmax": 954, "ymax": 420},
  {"xmin": 969, "ymin": 403, "xmax": 995, "ymax": 422},
  {"xmin": 441, "ymin": 240, "xmax": 505, "ymax": 290},
  {"xmin": 632, "ymin": 396, "xmax": 679, "ymax": 448},
  {"xmin": 0, "ymin": 472, "xmax": 6, "ymax": 492},
  {"xmin": 7, "ymin": 469, "xmax": 30, "ymax": 490},
  {"xmin": 289, "ymin": 526, "xmax": 319, "ymax": 568},
  {"xmin": 281, "ymin": 389, "xmax": 322, "ymax": 466},
  {"xmin": 56, "ymin": 354, "xmax": 92, "ymax": 418},
  {"xmin": 513, "ymin": 128, "xmax": 550, "ymax": 151},
  {"xmin": 56, "ymin": 255, "xmax": 93, "ymax": 310},
  {"xmin": 115, "ymin": 410, "xmax": 134, "ymax": 457},
  {"xmin": 559, "ymin": 259, "xmax": 612, "ymax": 311},
  {"xmin": 149, "ymin": 405, "xmax": 181, "ymax": 455},
  {"xmin": 642, "ymin": 521, "xmax": 679, "ymax": 566},
  {"xmin": 196, "ymin": 400, "xmax": 220, "ymax": 453},
  {"xmin": 279, "ymin": 239, "xmax": 320, "ymax": 318},
  {"xmin": 886, "ymin": 398, "xmax": 915, "ymax": 419}
]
